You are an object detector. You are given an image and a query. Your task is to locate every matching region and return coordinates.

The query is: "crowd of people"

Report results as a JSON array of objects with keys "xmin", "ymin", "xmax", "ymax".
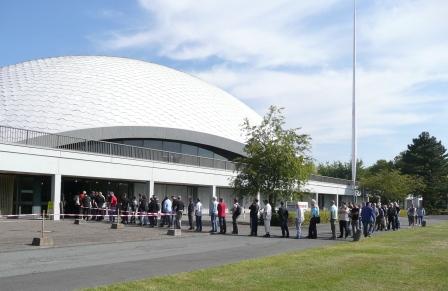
[{"xmin": 71, "ymin": 191, "xmax": 426, "ymax": 240}]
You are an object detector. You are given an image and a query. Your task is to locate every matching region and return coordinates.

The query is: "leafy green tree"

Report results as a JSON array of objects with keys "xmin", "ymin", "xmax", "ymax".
[
  {"xmin": 360, "ymin": 169, "xmax": 423, "ymax": 203},
  {"xmin": 232, "ymin": 105, "xmax": 313, "ymax": 205},
  {"xmin": 317, "ymin": 160, "xmax": 365, "ymax": 180},
  {"xmin": 395, "ymin": 132, "xmax": 448, "ymax": 209},
  {"xmin": 366, "ymin": 159, "xmax": 395, "ymax": 175}
]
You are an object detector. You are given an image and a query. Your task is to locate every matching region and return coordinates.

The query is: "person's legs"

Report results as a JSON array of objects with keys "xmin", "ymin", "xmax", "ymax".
[
  {"xmin": 232, "ymin": 216, "xmax": 237, "ymax": 234},
  {"xmin": 338, "ymin": 220, "xmax": 343, "ymax": 238},
  {"xmin": 363, "ymin": 221, "xmax": 368, "ymax": 237},
  {"xmin": 281, "ymin": 221, "xmax": 286, "ymax": 237},
  {"xmin": 223, "ymin": 217, "xmax": 227, "ymax": 233},
  {"xmin": 188, "ymin": 213, "xmax": 193, "ymax": 229},
  {"xmin": 343, "ymin": 221, "xmax": 349, "ymax": 238},
  {"xmin": 195, "ymin": 215, "xmax": 199, "ymax": 231},
  {"xmin": 330, "ymin": 219, "xmax": 336, "ymax": 239}
]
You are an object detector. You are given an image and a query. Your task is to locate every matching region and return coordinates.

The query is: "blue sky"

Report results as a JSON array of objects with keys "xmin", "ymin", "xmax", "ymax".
[{"xmin": 1, "ymin": 0, "xmax": 447, "ymax": 166}]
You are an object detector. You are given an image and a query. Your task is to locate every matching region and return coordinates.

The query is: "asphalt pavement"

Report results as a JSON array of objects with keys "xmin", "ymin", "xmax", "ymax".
[{"xmin": 0, "ymin": 216, "xmax": 445, "ymax": 291}]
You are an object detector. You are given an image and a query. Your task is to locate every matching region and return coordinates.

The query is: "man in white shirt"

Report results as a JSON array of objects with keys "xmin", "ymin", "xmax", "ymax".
[
  {"xmin": 330, "ymin": 200, "xmax": 338, "ymax": 240},
  {"xmin": 295, "ymin": 202, "xmax": 305, "ymax": 239},
  {"xmin": 262, "ymin": 200, "xmax": 272, "ymax": 238},
  {"xmin": 195, "ymin": 198, "xmax": 202, "ymax": 232}
]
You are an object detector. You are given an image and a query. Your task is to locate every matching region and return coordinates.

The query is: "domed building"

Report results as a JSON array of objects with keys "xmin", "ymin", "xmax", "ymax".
[
  {"xmin": 0, "ymin": 56, "xmax": 261, "ymax": 216},
  {"xmin": 0, "ymin": 56, "xmax": 353, "ymax": 218}
]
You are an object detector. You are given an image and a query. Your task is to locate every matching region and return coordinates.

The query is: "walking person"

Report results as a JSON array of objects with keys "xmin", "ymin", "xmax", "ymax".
[
  {"xmin": 218, "ymin": 198, "xmax": 227, "ymax": 234},
  {"xmin": 187, "ymin": 197, "xmax": 195, "ymax": 230},
  {"xmin": 262, "ymin": 200, "xmax": 272, "ymax": 238},
  {"xmin": 195, "ymin": 198, "xmax": 202, "ymax": 232},
  {"xmin": 308, "ymin": 200, "xmax": 319, "ymax": 239},
  {"xmin": 232, "ymin": 198, "xmax": 241, "ymax": 234},
  {"xmin": 295, "ymin": 202, "xmax": 304, "ymax": 239},
  {"xmin": 330, "ymin": 200, "xmax": 338, "ymax": 240},
  {"xmin": 278, "ymin": 202, "xmax": 289, "ymax": 238},
  {"xmin": 417, "ymin": 205, "xmax": 426, "ymax": 226},
  {"xmin": 249, "ymin": 199, "xmax": 259, "ymax": 236},
  {"xmin": 209, "ymin": 196, "xmax": 218, "ymax": 233}
]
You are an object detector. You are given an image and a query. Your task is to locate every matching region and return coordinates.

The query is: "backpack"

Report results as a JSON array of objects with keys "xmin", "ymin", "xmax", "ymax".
[{"xmin": 234, "ymin": 205, "xmax": 242, "ymax": 217}]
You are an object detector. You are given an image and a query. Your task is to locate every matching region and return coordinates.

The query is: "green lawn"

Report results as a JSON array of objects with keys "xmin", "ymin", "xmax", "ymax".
[{"xmin": 85, "ymin": 222, "xmax": 448, "ymax": 291}]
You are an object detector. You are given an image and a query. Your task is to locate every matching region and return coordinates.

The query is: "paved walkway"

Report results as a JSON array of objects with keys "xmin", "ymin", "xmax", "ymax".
[{"xmin": 0, "ymin": 216, "xmax": 445, "ymax": 291}]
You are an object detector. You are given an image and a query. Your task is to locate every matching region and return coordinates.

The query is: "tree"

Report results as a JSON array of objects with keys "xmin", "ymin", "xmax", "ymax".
[
  {"xmin": 317, "ymin": 160, "xmax": 365, "ymax": 180},
  {"xmin": 360, "ymin": 169, "xmax": 423, "ymax": 203},
  {"xmin": 232, "ymin": 105, "xmax": 313, "ymax": 205},
  {"xmin": 395, "ymin": 132, "xmax": 448, "ymax": 209}
]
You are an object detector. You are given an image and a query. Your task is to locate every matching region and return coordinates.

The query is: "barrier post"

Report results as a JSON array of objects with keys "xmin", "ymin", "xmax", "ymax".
[
  {"xmin": 111, "ymin": 209, "xmax": 124, "ymax": 229},
  {"xmin": 167, "ymin": 213, "xmax": 181, "ymax": 236},
  {"xmin": 32, "ymin": 210, "xmax": 54, "ymax": 246}
]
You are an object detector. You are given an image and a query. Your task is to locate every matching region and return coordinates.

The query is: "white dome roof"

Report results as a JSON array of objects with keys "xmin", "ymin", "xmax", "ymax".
[{"xmin": 0, "ymin": 56, "xmax": 261, "ymax": 143}]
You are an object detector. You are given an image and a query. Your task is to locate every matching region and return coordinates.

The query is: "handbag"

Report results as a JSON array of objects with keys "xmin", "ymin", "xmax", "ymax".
[{"xmin": 316, "ymin": 216, "xmax": 321, "ymax": 224}]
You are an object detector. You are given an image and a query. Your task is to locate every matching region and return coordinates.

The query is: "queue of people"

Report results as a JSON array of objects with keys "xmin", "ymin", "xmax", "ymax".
[{"xmin": 71, "ymin": 191, "xmax": 426, "ymax": 240}]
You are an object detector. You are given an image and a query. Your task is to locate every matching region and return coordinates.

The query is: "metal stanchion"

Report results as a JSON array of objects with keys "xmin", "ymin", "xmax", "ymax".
[
  {"xmin": 32, "ymin": 210, "xmax": 54, "ymax": 246},
  {"xmin": 167, "ymin": 213, "xmax": 181, "ymax": 236},
  {"xmin": 111, "ymin": 209, "xmax": 124, "ymax": 229}
]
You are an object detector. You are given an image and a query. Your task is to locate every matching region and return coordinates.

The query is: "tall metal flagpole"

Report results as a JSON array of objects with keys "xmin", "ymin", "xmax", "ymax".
[{"xmin": 351, "ymin": 0, "xmax": 357, "ymax": 202}]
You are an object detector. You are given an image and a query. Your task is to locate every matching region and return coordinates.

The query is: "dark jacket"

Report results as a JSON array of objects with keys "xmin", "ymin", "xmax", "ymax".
[
  {"xmin": 249, "ymin": 203, "xmax": 259, "ymax": 217},
  {"xmin": 278, "ymin": 207, "xmax": 289, "ymax": 223}
]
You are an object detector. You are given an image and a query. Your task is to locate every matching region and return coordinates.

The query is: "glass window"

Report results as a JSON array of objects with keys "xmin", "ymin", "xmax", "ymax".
[
  {"xmin": 213, "ymin": 153, "xmax": 228, "ymax": 161},
  {"xmin": 124, "ymin": 139, "xmax": 143, "ymax": 147},
  {"xmin": 181, "ymin": 144, "xmax": 198, "ymax": 156},
  {"xmin": 144, "ymin": 139, "xmax": 163, "ymax": 150},
  {"xmin": 163, "ymin": 141, "xmax": 181, "ymax": 153},
  {"xmin": 198, "ymin": 147, "xmax": 214, "ymax": 158}
]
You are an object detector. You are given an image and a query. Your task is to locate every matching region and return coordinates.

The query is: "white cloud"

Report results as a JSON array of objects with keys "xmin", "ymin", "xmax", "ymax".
[{"xmin": 93, "ymin": 0, "xmax": 448, "ymax": 163}]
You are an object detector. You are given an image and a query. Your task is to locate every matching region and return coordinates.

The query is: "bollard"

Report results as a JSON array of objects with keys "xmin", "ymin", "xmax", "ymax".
[
  {"xmin": 167, "ymin": 215, "xmax": 181, "ymax": 236},
  {"xmin": 32, "ymin": 210, "xmax": 54, "ymax": 247},
  {"xmin": 111, "ymin": 209, "xmax": 124, "ymax": 229}
]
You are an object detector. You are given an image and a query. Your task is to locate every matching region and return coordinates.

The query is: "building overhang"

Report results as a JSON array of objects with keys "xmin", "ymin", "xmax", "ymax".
[{"xmin": 58, "ymin": 126, "xmax": 246, "ymax": 157}]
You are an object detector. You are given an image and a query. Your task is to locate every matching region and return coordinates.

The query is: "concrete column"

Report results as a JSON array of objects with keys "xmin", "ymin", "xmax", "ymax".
[
  {"xmin": 51, "ymin": 174, "xmax": 61, "ymax": 221},
  {"xmin": 212, "ymin": 185, "xmax": 217, "ymax": 198},
  {"xmin": 149, "ymin": 180, "xmax": 154, "ymax": 197},
  {"xmin": 336, "ymin": 194, "xmax": 339, "ymax": 208},
  {"xmin": 257, "ymin": 191, "xmax": 261, "ymax": 204}
]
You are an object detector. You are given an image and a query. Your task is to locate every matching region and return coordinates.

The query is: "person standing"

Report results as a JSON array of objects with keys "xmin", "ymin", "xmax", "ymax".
[
  {"xmin": 330, "ymin": 200, "xmax": 338, "ymax": 240},
  {"xmin": 407, "ymin": 203, "xmax": 416, "ymax": 227},
  {"xmin": 249, "ymin": 199, "xmax": 259, "ymax": 236},
  {"xmin": 308, "ymin": 200, "xmax": 319, "ymax": 239},
  {"xmin": 361, "ymin": 202, "xmax": 375, "ymax": 237},
  {"xmin": 218, "ymin": 198, "xmax": 227, "ymax": 234},
  {"xmin": 187, "ymin": 197, "xmax": 195, "ymax": 230},
  {"xmin": 262, "ymin": 200, "xmax": 272, "ymax": 238},
  {"xmin": 109, "ymin": 192, "xmax": 118, "ymax": 223},
  {"xmin": 175, "ymin": 195, "xmax": 184, "ymax": 229},
  {"xmin": 232, "ymin": 198, "xmax": 241, "ymax": 234},
  {"xmin": 417, "ymin": 205, "xmax": 426, "ymax": 226},
  {"xmin": 350, "ymin": 203, "xmax": 360, "ymax": 235},
  {"xmin": 138, "ymin": 195, "xmax": 148, "ymax": 226},
  {"xmin": 387, "ymin": 203, "xmax": 397, "ymax": 231},
  {"xmin": 278, "ymin": 202, "xmax": 289, "ymax": 238},
  {"xmin": 195, "ymin": 198, "xmax": 202, "ymax": 232},
  {"xmin": 295, "ymin": 202, "xmax": 304, "ymax": 239},
  {"xmin": 209, "ymin": 196, "xmax": 219, "ymax": 233},
  {"xmin": 164, "ymin": 196, "xmax": 173, "ymax": 228},
  {"xmin": 338, "ymin": 202, "xmax": 350, "ymax": 239}
]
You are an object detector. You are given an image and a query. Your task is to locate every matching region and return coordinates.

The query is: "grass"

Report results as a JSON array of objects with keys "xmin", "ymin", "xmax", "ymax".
[{"xmin": 85, "ymin": 222, "xmax": 448, "ymax": 291}]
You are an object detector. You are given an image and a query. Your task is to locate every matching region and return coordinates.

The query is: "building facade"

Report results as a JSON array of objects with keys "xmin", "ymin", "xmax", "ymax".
[{"xmin": 0, "ymin": 56, "xmax": 355, "ymax": 218}]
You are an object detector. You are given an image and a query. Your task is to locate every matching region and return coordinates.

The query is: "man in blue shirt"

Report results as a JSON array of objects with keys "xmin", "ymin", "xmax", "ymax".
[{"xmin": 361, "ymin": 202, "xmax": 375, "ymax": 237}]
